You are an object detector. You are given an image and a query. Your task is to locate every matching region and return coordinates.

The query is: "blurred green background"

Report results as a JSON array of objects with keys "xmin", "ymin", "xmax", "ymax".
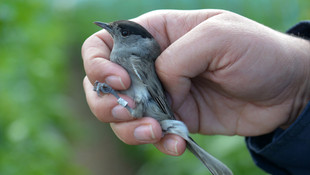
[{"xmin": 1, "ymin": 0, "xmax": 309, "ymax": 175}]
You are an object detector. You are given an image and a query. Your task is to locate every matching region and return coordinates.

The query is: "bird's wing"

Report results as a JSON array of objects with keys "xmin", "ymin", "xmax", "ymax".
[{"xmin": 129, "ymin": 55, "xmax": 175, "ymax": 119}]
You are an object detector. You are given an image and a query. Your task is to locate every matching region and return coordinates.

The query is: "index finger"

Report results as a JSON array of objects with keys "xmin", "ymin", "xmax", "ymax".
[
  {"xmin": 132, "ymin": 9, "xmax": 224, "ymax": 50},
  {"xmin": 81, "ymin": 29, "xmax": 131, "ymax": 90}
]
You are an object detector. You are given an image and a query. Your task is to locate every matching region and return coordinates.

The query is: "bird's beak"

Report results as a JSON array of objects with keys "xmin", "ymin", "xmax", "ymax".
[{"xmin": 94, "ymin": 21, "xmax": 113, "ymax": 34}]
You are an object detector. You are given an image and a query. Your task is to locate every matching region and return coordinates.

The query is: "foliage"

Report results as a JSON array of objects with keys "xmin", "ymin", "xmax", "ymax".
[
  {"xmin": 1, "ymin": 0, "xmax": 309, "ymax": 175},
  {"xmin": 0, "ymin": 1, "xmax": 85, "ymax": 174}
]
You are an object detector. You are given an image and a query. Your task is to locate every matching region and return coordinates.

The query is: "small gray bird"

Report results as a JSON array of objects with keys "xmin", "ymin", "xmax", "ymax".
[{"xmin": 93, "ymin": 20, "xmax": 233, "ymax": 175}]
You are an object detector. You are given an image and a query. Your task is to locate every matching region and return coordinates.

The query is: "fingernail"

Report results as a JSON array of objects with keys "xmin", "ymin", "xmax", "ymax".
[
  {"xmin": 105, "ymin": 76, "xmax": 126, "ymax": 90},
  {"xmin": 112, "ymin": 105, "xmax": 131, "ymax": 120},
  {"xmin": 134, "ymin": 124, "xmax": 155, "ymax": 142},
  {"xmin": 164, "ymin": 138, "xmax": 179, "ymax": 155}
]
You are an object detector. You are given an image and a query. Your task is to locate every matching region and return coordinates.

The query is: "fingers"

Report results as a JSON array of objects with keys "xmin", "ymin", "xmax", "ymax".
[
  {"xmin": 154, "ymin": 134, "xmax": 186, "ymax": 156},
  {"xmin": 110, "ymin": 117, "xmax": 162, "ymax": 144},
  {"xmin": 82, "ymin": 29, "xmax": 130, "ymax": 90},
  {"xmin": 83, "ymin": 76, "xmax": 135, "ymax": 122},
  {"xmin": 111, "ymin": 117, "xmax": 186, "ymax": 156},
  {"xmin": 85, "ymin": 76, "xmax": 186, "ymax": 155}
]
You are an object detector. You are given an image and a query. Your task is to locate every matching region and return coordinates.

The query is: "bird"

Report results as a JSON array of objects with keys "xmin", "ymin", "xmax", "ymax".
[{"xmin": 93, "ymin": 20, "xmax": 233, "ymax": 175}]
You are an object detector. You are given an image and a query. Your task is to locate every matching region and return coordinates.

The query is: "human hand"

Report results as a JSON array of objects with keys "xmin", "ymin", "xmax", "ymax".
[{"xmin": 82, "ymin": 10, "xmax": 310, "ymax": 156}]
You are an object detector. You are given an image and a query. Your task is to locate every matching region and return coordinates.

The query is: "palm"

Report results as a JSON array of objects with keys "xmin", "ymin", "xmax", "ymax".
[
  {"xmin": 178, "ymin": 77, "xmax": 291, "ymax": 136},
  {"xmin": 165, "ymin": 37, "xmax": 300, "ymax": 136},
  {"xmin": 168, "ymin": 37, "xmax": 301, "ymax": 136}
]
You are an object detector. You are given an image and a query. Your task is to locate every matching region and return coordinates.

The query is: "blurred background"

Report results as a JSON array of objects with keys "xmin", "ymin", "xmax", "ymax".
[{"xmin": 1, "ymin": 0, "xmax": 309, "ymax": 175}]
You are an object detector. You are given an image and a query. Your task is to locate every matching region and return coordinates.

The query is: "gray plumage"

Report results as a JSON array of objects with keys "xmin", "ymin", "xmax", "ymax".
[{"xmin": 93, "ymin": 20, "xmax": 233, "ymax": 175}]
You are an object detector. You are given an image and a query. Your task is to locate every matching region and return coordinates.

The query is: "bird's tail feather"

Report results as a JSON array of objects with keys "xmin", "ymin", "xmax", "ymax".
[
  {"xmin": 186, "ymin": 137, "xmax": 233, "ymax": 175},
  {"xmin": 160, "ymin": 120, "xmax": 233, "ymax": 175}
]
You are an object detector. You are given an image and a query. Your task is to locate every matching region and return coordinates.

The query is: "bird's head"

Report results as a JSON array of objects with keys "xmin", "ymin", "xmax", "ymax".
[{"xmin": 94, "ymin": 20, "xmax": 161, "ymax": 60}]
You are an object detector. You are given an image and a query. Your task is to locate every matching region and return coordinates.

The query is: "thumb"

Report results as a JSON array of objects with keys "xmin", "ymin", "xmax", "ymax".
[{"xmin": 155, "ymin": 21, "xmax": 217, "ymax": 106}]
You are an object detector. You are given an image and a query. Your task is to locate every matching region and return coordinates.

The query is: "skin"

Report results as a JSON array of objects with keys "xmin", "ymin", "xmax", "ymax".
[{"xmin": 82, "ymin": 10, "xmax": 310, "ymax": 156}]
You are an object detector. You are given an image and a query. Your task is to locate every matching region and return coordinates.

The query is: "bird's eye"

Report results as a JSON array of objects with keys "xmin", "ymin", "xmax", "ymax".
[{"xmin": 121, "ymin": 30, "xmax": 129, "ymax": 37}]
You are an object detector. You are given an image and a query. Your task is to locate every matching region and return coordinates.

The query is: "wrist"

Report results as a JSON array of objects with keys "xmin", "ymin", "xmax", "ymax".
[{"xmin": 281, "ymin": 36, "xmax": 310, "ymax": 128}]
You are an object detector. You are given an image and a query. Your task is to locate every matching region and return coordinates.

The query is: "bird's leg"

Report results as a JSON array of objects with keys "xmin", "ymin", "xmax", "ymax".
[{"xmin": 93, "ymin": 81, "xmax": 133, "ymax": 113}]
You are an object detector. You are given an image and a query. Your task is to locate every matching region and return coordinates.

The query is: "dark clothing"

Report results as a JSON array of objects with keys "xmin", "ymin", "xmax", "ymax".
[{"xmin": 246, "ymin": 21, "xmax": 310, "ymax": 175}]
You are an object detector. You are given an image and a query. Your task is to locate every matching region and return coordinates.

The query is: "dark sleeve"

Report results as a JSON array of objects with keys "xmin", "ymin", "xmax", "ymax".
[{"xmin": 245, "ymin": 21, "xmax": 310, "ymax": 175}]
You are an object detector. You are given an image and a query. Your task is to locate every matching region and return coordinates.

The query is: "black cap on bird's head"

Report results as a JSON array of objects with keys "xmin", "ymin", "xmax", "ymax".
[
  {"xmin": 94, "ymin": 20, "xmax": 161, "ymax": 60},
  {"xmin": 94, "ymin": 20, "xmax": 154, "ymax": 39}
]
